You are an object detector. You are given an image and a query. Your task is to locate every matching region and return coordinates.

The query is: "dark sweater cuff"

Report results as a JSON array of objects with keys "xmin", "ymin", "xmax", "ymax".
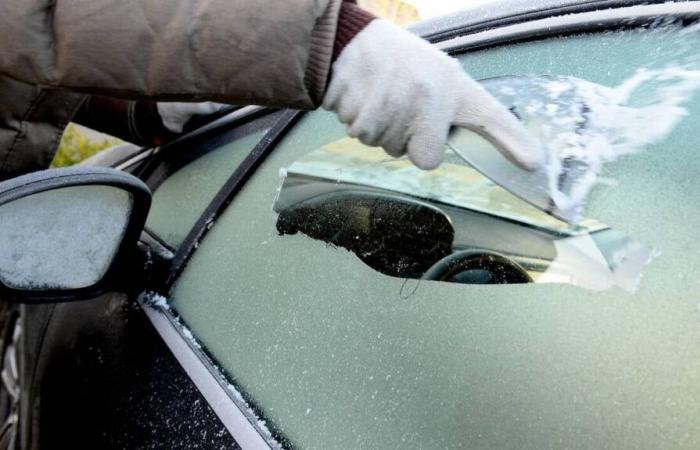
[
  {"xmin": 334, "ymin": 2, "xmax": 376, "ymax": 61},
  {"xmin": 73, "ymin": 96, "xmax": 177, "ymax": 147}
]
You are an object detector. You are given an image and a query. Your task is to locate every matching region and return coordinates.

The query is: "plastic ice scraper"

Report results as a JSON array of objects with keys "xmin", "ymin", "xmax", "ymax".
[{"xmin": 447, "ymin": 75, "xmax": 598, "ymax": 224}]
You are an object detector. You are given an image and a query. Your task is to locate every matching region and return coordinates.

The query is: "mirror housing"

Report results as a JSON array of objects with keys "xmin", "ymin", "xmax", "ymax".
[{"xmin": 0, "ymin": 167, "xmax": 151, "ymax": 303}]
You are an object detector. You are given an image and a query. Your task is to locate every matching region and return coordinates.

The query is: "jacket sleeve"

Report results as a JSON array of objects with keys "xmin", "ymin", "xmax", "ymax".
[{"xmin": 0, "ymin": 0, "xmax": 342, "ymax": 109}]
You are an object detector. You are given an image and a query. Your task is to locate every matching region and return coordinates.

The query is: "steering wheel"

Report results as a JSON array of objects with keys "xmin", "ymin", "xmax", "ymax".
[{"xmin": 422, "ymin": 250, "xmax": 532, "ymax": 284}]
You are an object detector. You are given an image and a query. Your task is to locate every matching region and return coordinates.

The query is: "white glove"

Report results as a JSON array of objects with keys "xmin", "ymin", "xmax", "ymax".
[
  {"xmin": 323, "ymin": 20, "xmax": 543, "ymax": 170},
  {"xmin": 156, "ymin": 102, "xmax": 228, "ymax": 133}
]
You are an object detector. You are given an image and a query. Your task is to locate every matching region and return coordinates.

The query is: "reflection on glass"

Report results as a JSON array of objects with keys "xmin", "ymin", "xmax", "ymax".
[
  {"xmin": 0, "ymin": 186, "xmax": 132, "ymax": 290},
  {"xmin": 274, "ymin": 139, "xmax": 654, "ymax": 292}
]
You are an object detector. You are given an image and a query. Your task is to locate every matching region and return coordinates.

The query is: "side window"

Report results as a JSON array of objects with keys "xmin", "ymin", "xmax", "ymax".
[
  {"xmin": 145, "ymin": 112, "xmax": 280, "ymax": 248},
  {"xmin": 169, "ymin": 26, "xmax": 700, "ymax": 449}
]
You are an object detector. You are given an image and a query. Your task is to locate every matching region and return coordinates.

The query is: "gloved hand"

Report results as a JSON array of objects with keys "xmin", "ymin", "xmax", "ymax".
[
  {"xmin": 157, "ymin": 102, "xmax": 228, "ymax": 134},
  {"xmin": 323, "ymin": 20, "xmax": 543, "ymax": 170}
]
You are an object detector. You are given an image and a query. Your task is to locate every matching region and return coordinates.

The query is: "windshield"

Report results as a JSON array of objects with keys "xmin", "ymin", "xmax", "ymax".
[{"xmin": 166, "ymin": 23, "xmax": 700, "ymax": 450}]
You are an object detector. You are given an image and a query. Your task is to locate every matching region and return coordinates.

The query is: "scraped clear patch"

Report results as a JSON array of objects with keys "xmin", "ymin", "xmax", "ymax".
[{"xmin": 275, "ymin": 137, "xmax": 656, "ymax": 293}]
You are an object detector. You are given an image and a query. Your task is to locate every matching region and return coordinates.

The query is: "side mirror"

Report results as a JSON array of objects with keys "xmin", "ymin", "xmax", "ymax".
[{"xmin": 0, "ymin": 167, "xmax": 151, "ymax": 302}]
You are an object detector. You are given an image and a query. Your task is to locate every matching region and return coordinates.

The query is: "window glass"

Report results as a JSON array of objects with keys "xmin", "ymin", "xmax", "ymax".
[
  {"xmin": 170, "ymin": 26, "xmax": 700, "ymax": 449},
  {"xmin": 145, "ymin": 122, "xmax": 270, "ymax": 248}
]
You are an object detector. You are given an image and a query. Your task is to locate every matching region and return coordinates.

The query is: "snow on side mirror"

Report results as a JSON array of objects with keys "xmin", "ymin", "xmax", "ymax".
[{"xmin": 0, "ymin": 167, "xmax": 151, "ymax": 303}]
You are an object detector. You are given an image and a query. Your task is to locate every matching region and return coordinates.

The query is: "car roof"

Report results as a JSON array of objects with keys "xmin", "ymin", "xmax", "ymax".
[{"xmin": 409, "ymin": 0, "xmax": 683, "ymax": 40}]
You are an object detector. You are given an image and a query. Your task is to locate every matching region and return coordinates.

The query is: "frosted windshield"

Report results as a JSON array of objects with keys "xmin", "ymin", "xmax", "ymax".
[{"xmin": 170, "ymin": 25, "xmax": 700, "ymax": 450}]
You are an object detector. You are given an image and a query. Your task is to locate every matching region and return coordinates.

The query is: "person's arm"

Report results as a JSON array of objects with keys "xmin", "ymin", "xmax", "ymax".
[
  {"xmin": 73, "ymin": 97, "xmax": 231, "ymax": 146},
  {"xmin": 0, "ymin": 0, "xmax": 343, "ymax": 109},
  {"xmin": 69, "ymin": 1, "xmax": 374, "ymax": 147},
  {"xmin": 73, "ymin": 96, "xmax": 178, "ymax": 147},
  {"xmin": 2, "ymin": 0, "xmax": 541, "ymax": 172}
]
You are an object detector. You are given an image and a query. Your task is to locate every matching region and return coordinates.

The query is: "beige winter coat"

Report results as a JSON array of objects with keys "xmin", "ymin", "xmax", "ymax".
[{"xmin": 0, "ymin": 0, "xmax": 342, "ymax": 179}]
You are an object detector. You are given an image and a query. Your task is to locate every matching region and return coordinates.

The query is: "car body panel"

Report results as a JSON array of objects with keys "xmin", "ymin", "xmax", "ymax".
[{"xmin": 410, "ymin": 0, "xmax": 687, "ymax": 40}]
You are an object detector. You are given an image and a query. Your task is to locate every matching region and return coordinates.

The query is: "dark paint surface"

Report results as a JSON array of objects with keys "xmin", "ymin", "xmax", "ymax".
[{"xmin": 20, "ymin": 294, "xmax": 238, "ymax": 450}]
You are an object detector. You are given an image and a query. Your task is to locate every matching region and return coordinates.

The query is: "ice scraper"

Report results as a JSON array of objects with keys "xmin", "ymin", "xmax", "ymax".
[{"xmin": 447, "ymin": 75, "xmax": 597, "ymax": 224}]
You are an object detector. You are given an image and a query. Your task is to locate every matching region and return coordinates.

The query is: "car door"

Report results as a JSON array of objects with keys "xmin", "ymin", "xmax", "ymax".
[
  {"xmin": 12, "ymin": 109, "xmax": 286, "ymax": 450},
  {"xmin": 145, "ymin": 3, "xmax": 700, "ymax": 449}
]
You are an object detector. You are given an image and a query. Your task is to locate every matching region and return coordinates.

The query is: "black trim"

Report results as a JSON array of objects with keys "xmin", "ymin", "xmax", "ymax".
[
  {"xmin": 135, "ymin": 108, "xmax": 276, "ymax": 189},
  {"xmin": 164, "ymin": 110, "xmax": 304, "ymax": 289},
  {"xmin": 421, "ymin": 0, "xmax": 687, "ymax": 43},
  {"xmin": 443, "ymin": 14, "xmax": 699, "ymax": 56},
  {"xmin": 141, "ymin": 228, "xmax": 176, "ymax": 257},
  {"xmin": 111, "ymin": 108, "xmax": 252, "ymax": 175},
  {"xmin": 181, "ymin": 105, "xmax": 241, "ymax": 135},
  {"xmin": 0, "ymin": 167, "xmax": 151, "ymax": 303}
]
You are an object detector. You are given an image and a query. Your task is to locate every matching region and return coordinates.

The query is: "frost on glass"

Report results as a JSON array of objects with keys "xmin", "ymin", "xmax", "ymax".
[
  {"xmin": 171, "ymin": 27, "xmax": 700, "ymax": 450},
  {"xmin": 145, "ymin": 291, "xmax": 283, "ymax": 448},
  {"xmin": 145, "ymin": 129, "xmax": 268, "ymax": 248},
  {"xmin": 0, "ymin": 186, "xmax": 131, "ymax": 290}
]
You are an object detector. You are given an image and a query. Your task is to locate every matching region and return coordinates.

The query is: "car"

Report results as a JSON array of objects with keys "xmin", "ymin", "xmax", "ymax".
[{"xmin": 1, "ymin": 0, "xmax": 700, "ymax": 448}]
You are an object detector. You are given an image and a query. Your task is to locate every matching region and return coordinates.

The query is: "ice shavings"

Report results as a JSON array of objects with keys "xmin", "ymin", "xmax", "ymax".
[
  {"xmin": 520, "ymin": 68, "xmax": 700, "ymax": 222},
  {"xmin": 144, "ymin": 291, "xmax": 171, "ymax": 310},
  {"xmin": 224, "ymin": 382, "xmax": 283, "ymax": 450},
  {"xmin": 181, "ymin": 327, "xmax": 201, "ymax": 349},
  {"xmin": 537, "ymin": 234, "xmax": 657, "ymax": 293}
]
